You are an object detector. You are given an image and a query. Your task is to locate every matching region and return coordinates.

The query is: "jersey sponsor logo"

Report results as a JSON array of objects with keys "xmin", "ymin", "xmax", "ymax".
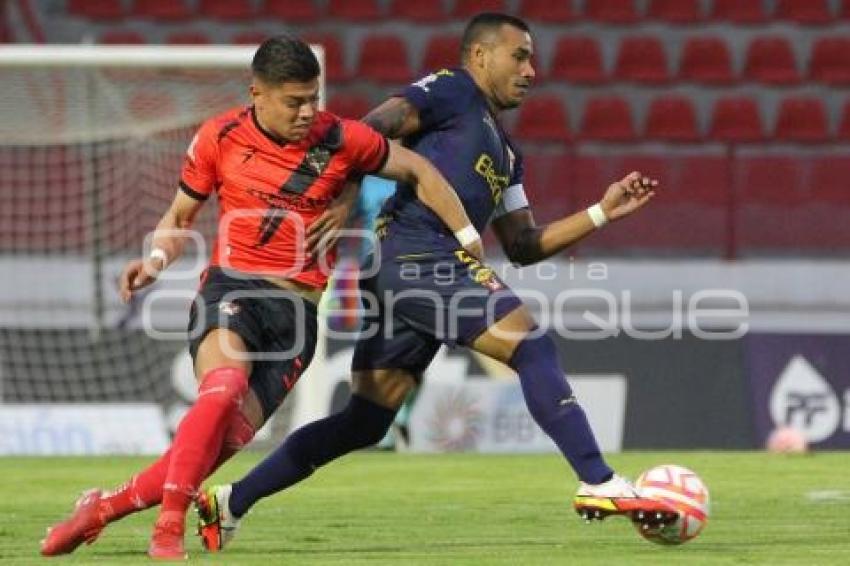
[{"xmin": 474, "ymin": 153, "xmax": 510, "ymax": 205}]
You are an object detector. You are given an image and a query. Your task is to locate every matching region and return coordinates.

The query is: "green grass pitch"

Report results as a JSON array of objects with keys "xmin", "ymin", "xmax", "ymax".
[{"xmin": 1, "ymin": 451, "xmax": 848, "ymax": 564}]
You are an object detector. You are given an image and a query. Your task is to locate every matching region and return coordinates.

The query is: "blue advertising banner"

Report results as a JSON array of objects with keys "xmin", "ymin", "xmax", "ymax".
[{"xmin": 745, "ymin": 334, "xmax": 850, "ymax": 448}]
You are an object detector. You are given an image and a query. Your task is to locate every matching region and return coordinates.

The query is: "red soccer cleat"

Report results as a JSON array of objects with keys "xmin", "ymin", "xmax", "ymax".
[
  {"xmin": 40, "ymin": 489, "xmax": 108, "ymax": 556},
  {"xmin": 148, "ymin": 513, "xmax": 188, "ymax": 561}
]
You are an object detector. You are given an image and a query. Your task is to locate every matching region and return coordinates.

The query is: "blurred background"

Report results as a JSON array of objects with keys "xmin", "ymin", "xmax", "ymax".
[{"xmin": 0, "ymin": 0, "xmax": 848, "ymax": 457}]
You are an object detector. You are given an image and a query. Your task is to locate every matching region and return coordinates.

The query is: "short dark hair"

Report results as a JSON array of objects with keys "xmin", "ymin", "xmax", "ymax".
[
  {"xmin": 252, "ymin": 34, "xmax": 321, "ymax": 84},
  {"xmin": 461, "ymin": 12, "xmax": 530, "ymax": 62}
]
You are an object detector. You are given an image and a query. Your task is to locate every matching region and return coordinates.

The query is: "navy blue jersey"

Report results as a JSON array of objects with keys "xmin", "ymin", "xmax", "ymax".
[{"xmin": 379, "ymin": 68, "xmax": 527, "ymax": 248}]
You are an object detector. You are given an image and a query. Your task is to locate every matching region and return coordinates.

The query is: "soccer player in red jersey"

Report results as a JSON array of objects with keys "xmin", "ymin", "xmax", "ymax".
[{"xmin": 40, "ymin": 35, "xmax": 481, "ymax": 560}]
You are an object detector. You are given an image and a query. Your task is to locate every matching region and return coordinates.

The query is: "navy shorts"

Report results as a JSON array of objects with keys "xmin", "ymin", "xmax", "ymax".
[
  {"xmin": 188, "ymin": 267, "xmax": 318, "ymax": 420},
  {"xmin": 351, "ymin": 238, "xmax": 522, "ymax": 377}
]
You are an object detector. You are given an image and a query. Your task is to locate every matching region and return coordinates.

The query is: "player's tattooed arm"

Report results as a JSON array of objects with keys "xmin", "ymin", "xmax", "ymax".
[{"xmin": 362, "ymin": 97, "xmax": 421, "ymax": 139}]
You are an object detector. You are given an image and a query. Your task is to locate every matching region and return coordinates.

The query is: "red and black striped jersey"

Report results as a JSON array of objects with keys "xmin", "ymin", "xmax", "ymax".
[{"xmin": 180, "ymin": 106, "xmax": 388, "ymax": 288}]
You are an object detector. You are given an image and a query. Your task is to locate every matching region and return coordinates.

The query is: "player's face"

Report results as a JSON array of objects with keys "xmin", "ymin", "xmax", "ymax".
[
  {"xmin": 483, "ymin": 25, "xmax": 535, "ymax": 110},
  {"xmin": 251, "ymin": 78, "xmax": 320, "ymax": 141}
]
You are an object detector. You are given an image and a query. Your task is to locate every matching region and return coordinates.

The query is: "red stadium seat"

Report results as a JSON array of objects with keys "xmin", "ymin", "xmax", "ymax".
[
  {"xmin": 133, "ymin": 0, "xmax": 193, "ymax": 21},
  {"xmin": 327, "ymin": 92, "xmax": 374, "ymax": 120},
  {"xmin": 614, "ymin": 37, "xmax": 668, "ymax": 83},
  {"xmin": 68, "ymin": 0, "xmax": 123, "ymax": 20},
  {"xmin": 356, "ymin": 35, "xmax": 412, "ymax": 84},
  {"xmin": 774, "ymin": 97, "xmax": 829, "ymax": 142},
  {"xmin": 99, "ymin": 29, "xmax": 146, "ymax": 44},
  {"xmin": 711, "ymin": 0, "xmax": 766, "ymax": 23},
  {"xmin": 708, "ymin": 97, "xmax": 763, "ymax": 142},
  {"xmin": 302, "ymin": 33, "xmax": 346, "ymax": 81},
  {"xmin": 389, "ymin": 0, "xmax": 446, "ymax": 22},
  {"xmin": 647, "ymin": 0, "xmax": 701, "ymax": 23},
  {"xmin": 678, "ymin": 36, "xmax": 734, "ymax": 84},
  {"xmin": 198, "ymin": 0, "xmax": 253, "ymax": 19},
  {"xmin": 520, "ymin": 150, "xmax": 575, "ymax": 222},
  {"xmin": 811, "ymin": 156, "xmax": 850, "ymax": 204},
  {"xmin": 743, "ymin": 37, "xmax": 800, "ymax": 85},
  {"xmin": 166, "ymin": 31, "xmax": 212, "ymax": 45},
  {"xmin": 809, "ymin": 37, "xmax": 850, "ymax": 84},
  {"xmin": 549, "ymin": 36, "xmax": 605, "ymax": 84},
  {"xmin": 327, "ymin": 0, "xmax": 382, "ymax": 21},
  {"xmin": 264, "ymin": 0, "xmax": 321, "ymax": 23},
  {"xmin": 452, "ymin": 0, "xmax": 507, "ymax": 18},
  {"xmin": 645, "ymin": 96, "xmax": 700, "ymax": 141},
  {"xmin": 839, "ymin": 100, "xmax": 850, "ymax": 139},
  {"xmin": 584, "ymin": 0, "xmax": 638, "ymax": 23},
  {"xmin": 518, "ymin": 0, "xmax": 575, "ymax": 22},
  {"xmin": 580, "ymin": 97, "xmax": 635, "ymax": 141},
  {"xmin": 776, "ymin": 0, "xmax": 833, "ymax": 24},
  {"xmin": 421, "ymin": 35, "xmax": 462, "ymax": 74},
  {"xmin": 844, "ymin": 0, "xmax": 850, "ymax": 18},
  {"xmin": 232, "ymin": 31, "xmax": 270, "ymax": 45},
  {"xmin": 513, "ymin": 95, "xmax": 571, "ymax": 142}
]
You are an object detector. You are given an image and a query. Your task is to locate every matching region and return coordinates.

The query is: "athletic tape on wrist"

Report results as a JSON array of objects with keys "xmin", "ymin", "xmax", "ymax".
[
  {"xmin": 454, "ymin": 225, "xmax": 481, "ymax": 247},
  {"xmin": 587, "ymin": 203, "xmax": 608, "ymax": 228}
]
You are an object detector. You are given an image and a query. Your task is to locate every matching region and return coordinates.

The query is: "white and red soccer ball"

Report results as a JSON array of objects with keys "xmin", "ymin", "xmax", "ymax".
[
  {"xmin": 634, "ymin": 464, "xmax": 710, "ymax": 545},
  {"xmin": 766, "ymin": 426, "xmax": 808, "ymax": 453}
]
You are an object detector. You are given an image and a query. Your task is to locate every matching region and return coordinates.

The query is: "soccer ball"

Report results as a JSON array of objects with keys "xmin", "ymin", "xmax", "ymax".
[
  {"xmin": 766, "ymin": 426, "xmax": 808, "ymax": 453},
  {"xmin": 633, "ymin": 464, "xmax": 710, "ymax": 545}
]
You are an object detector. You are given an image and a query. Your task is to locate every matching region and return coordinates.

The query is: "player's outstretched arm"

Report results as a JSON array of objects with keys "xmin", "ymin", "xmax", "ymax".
[
  {"xmin": 378, "ymin": 141, "xmax": 484, "ymax": 260},
  {"xmin": 119, "ymin": 190, "xmax": 204, "ymax": 303},
  {"xmin": 492, "ymin": 171, "xmax": 657, "ymax": 266}
]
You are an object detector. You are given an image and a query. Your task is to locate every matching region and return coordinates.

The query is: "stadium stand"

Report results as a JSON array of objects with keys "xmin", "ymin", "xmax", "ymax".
[
  {"xmin": 518, "ymin": 0, "xmax": 575, "ymax": 23},
  {"xmin": 584, "ymin": 0, "xmax": 639, "ymax": 23},
  {"xmin": 580, "ymin": 96, "xmax": 636, "ymax": 141},
  {"xmin": 548, "ymin": 36, "xmax": 606, "ymax": 83},
  {"xmin": 389, "ymin": 0, "xmax": 447, "ymax": 22},
  {"xmin": 647, "ymin": 0, "xmax": 702, "ymax": 23},
  {"xmin": 645, "ymin": 96, "xmax": 700, "ymax": 141},
  {"xmin": 356, "ymin": 34, "xmax": 412, "ymax": 84},
  {"xmin": 9, "ymin": 0, "xmax": 850, "ymax": 256},
  {"xmin": 133, "ymin": 0, "xmax": 193, "ymax": 21},
  {"xmin": 614, "ymin": 36, "xmax": 669, "ymax": 83},
  {"xmin": 513, "ymin": 94, "xmax": 571, "ymax": 142},
  {"xmin": 421, "ymin": 35, "xmax": 462, "ymax": 74},
  {"xmin": 264, "ymin": 0, "xmax": 322, "ymax": 23},
  {"xmin": 678, "ymin": 36, "xmax": 735, "ymax": 83},
  {"xmin": 67, "ymin": 0, "xmax": 123, "ymax": 21}
]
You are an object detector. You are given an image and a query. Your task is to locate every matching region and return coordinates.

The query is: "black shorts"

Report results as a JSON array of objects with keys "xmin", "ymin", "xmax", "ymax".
[
  {"xmin": 351, "ymin": 237, "xmax": 522, "ymax": 378},
  {"xmin": 188, "ymin": 267, "xmax": 319, "ymax": 420}
]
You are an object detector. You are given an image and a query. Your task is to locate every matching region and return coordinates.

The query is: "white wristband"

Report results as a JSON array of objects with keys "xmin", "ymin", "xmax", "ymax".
[
  {"xmin": 454, "ymin": 225, "xmax": 481, "ymax": 247},
  {"xmin": 587, "ymin": 203, "xmax": 608, "ymax": 228},
  {"xmin": 149, "ymin": 247, "xmax": 168, "ymax": 266}
]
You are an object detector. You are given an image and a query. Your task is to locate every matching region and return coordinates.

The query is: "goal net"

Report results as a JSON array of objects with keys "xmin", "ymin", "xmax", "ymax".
[{"xmin": 0, "ymin": 45, "xmax": 324, "ymax": 452}]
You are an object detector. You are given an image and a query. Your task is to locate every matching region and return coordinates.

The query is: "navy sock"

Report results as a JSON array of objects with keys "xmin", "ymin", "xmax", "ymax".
[
  {"xmin": 509, "ymin": 333, "xmax": 614, "ymax": 485},
  {"xmin": 228, "ymin": 394, "xmax": 396, "ymax": 517}
]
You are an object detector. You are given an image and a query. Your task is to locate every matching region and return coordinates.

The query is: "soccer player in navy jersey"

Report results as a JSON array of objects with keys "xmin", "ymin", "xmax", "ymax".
[
  {"xmin": 197, "ymin": 13, "xmax": 673, "ymax": 551},
  {"xmin": 39, "ymin": 35, "xmax": 481, "ymax": 560}
]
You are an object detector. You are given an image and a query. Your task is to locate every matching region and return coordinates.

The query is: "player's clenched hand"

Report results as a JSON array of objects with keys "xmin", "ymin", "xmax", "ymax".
[
  {"xmin": 305, "ymin": 197, "xmax": 355, "ymax": 257},
  {"xmin": 600, "ymin": 171, "xmax": 657, "ymax": 221},
  {"xmin": 118, "ymin": 258, "xmax": 162, "ymax": 303}
]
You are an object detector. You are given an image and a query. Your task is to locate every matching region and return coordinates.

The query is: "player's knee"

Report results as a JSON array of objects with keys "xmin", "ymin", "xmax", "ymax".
[
  {"xmin": 508, "ymin": 332, "xmax": 560, "ymax": 373},
  {"xmin": 198, "ymin": 366, "xmax": 250, "ymax": 407}
]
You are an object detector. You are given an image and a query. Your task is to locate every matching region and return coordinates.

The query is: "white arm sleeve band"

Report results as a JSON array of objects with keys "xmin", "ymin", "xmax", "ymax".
[{"xmin": 490, "ymin": 183, "xmax": 530, "ymax": 220}]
